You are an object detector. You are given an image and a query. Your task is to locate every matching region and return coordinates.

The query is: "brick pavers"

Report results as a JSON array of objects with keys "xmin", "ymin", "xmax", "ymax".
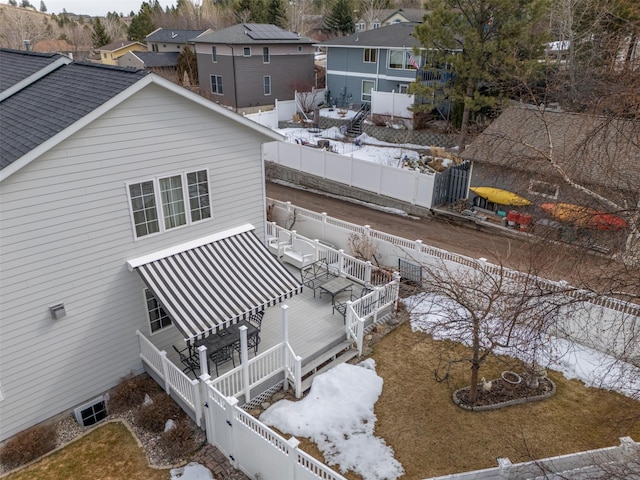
[{"xmin": 192, "ymin": 444, "xmax": 250, "ymax": 479}]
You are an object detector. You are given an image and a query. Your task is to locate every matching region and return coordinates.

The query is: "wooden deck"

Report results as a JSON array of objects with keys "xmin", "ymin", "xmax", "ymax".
[{"xmin": 167, "ymin": 263, "xmax": 360, "ymax": 378}]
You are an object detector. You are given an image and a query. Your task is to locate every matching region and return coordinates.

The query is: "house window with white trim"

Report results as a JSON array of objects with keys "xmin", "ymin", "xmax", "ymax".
[
  {"xmin": 364, "ymin": 48, "xmax": 377, "ymax": 63},
  {"xmin": 127, "ymin": 170, "xmax": 211, "ymax": 239},
  {"xmin": 263, "ymin": 47, "xmax": 270, "ymax": 63},
  {"xmin": 211, "ymin": 46, "xmax": 217, "ymax": 62},
  {"xmin": 362, "ymin": 80, "xmax": 374, "ymax": 102},
  {"xmin": 373, "ymin": 22, "xmax": 380, "ymax": 29},
  {"xmin": 398, "ymin": 84, "xmax": 409, "ymax": 93},
  {"xmin": 528, "ymin": 179, "xmax": 559, "ymax": 199},
  {"xmin": 145, "ymin": 289, "xmax": 171, "ymax": 333},
  {"xmin": 264, "ymin": 76, "xmax": 271, "ymax": 95},
  {"xmin": 243, "ymin": 47, "xmax": 251, "ymax": 56},
  {"xmin": 210, "ymin": 75, "xmax": 223, "ymax": 94},
  {"xmin": 356, "ymin": 22, "xmax": 365, "ymax": 31},
  {"xmin": 389, "ymin": 50, "xmax": 404, "ymax": 69}
]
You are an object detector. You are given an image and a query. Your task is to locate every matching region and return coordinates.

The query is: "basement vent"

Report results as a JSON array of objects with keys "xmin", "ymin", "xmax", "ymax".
[{"xmin": 74, "ymin": 395, "xmax": 108, "ymax": 427}]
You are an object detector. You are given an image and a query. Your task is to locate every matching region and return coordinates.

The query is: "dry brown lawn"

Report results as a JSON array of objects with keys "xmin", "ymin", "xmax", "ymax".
[
  {"xmin": 299, "ymin": 318, "xmax": 640, "ymax": 480},
  {"xmin": 3, "ymin": 421, "xmax": 170, "ymax": 480}
]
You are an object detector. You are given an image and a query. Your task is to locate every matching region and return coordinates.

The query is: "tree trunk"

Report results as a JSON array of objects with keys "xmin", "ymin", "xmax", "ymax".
[
  {"xmin": 468, "ymin": 321, "xmax": 481, "ymax": 403},
  {"xmin": 457, "ymin": 83, "xmax": 474, "ymax": 151}
]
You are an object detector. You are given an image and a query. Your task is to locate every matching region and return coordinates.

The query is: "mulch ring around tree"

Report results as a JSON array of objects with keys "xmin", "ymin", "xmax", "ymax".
[{"xmin": 453, "ymin": 376, "xmax": 556, "ymax": 411}]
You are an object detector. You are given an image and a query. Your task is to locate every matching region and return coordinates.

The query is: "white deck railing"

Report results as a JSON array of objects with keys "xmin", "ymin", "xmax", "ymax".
[{"xmin": 137, "ymin": 331, "xmax": 201, "ymax": 427}]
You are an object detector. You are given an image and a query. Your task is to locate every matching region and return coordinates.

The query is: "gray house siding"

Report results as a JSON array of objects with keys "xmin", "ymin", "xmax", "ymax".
[{"xmin": 0, "ymin": 83, "xmax": 271, "ymax": 440}]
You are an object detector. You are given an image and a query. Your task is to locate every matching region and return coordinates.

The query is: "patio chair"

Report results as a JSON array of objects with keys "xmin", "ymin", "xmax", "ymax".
[
  {"xmin": 209, "ymin": 344, "xmax": 236, "ymax": 376},
  {"xmin": 248, "ymin": 309, "xmax": 265, "ymax": 330},
  {"xmin": 333, "ymin": 286, "xmax": 375, "ymax": 320},
  {"xmin": 172, "ymin": 345, "xmax": 200, "ymax": 378}
]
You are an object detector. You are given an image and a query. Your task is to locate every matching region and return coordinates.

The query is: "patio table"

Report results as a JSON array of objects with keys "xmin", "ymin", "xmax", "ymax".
[
  {"xmin": 318, "ymin": 277, "xmax": 354, "ymax": 305},
  {"xmin": 194, "ymin": 321, "xmax": 259, "ymax": 370}
]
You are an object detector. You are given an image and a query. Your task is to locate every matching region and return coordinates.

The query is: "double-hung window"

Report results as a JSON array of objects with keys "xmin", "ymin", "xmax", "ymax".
[
  {"xmin": 263, "ymin": 47, "xmax": 270, "ymax": 63},
  {"xmin": 364, "ymin": 48, "xmax": 377, "ymax": 63},
  {"xmin": 127, "ymin": 169, "xmax": 211, "ymax": 239},
  {"xmin": 243, "ymin": 47, "xmax": 251, "ymax": 56},
  {"xmin": 211, "ymin": 46, "xmax": 217, "ymax": 62},
  {"xmin": 145, "ymin": 289, "xmax": 171, "ymax": 333},
  {"xmin": 264, "ymin": 76, "xmax": 271, "ymax": 95},
  {"xmin": 210, "ymin": 75, "xmax": 223, "ymax": 95}
]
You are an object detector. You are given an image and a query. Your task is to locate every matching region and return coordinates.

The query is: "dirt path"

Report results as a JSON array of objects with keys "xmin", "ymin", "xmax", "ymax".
[{"xmin": 266, "ymin": 181, "xmax": 579, "ymax": 281}]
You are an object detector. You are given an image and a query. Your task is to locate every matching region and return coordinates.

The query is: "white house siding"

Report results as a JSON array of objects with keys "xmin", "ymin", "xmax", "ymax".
[{"xmin": 0, "ymin": 83, "xmax": 271, "ymax": 440}]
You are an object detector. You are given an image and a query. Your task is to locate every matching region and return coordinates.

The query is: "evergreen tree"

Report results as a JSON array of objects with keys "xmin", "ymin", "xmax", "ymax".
[
  {"xmin": 20, "ymin": 0, "xmax": 32, "ymax": 8},
  {"xmin": 9, "ymin": 0, "xmax": 17, "ymax": 6},
  {"xmin": 413, "ymin": 0, "xmax": 549, "ymax": 148},
  {"xmin": 128, "ymin": 1, "xmax": 160, "ymax": 42},
  {"xmin": 266, "ymin": 0, "xmax": 288, "ymax": 29},
  {"xmin": 324, "ymin": 0, "xmax": 354, "ymax": 36},
  {"xmin": 235, "ymin": 0, "xmax": 266, "ymax": 23},
  {"xmin": 39, "ymin": 1, "xmax": 46, "ymax": 12},
  {"xmin": 92, "ymin": 17, "xmax": 112, "ymax": 48}
]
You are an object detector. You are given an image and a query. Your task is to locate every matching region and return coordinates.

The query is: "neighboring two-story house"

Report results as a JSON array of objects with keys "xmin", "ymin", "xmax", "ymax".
[
  {"xmin": 193, "ymin": 23, "xmax": 316, "ymax": 112},
  {"xmin": 0, "ymin": 48, "xmax": 286, "ymax": 442},
  {"xmin": 94, "ymin": 40, "xmax": 147, "ymax": 65},
  {"xmin": 355, "ymin": 8, "xmax": 425, "ymax": 32},
  {"xmin": 319, "ymin": 22, "xmax": 427, "ymax": 107}
]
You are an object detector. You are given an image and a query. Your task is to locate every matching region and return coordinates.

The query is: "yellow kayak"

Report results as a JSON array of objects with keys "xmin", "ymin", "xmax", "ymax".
[{"xmin": 469, "ymin": 187, "xmax": 532, "ymax": 206}]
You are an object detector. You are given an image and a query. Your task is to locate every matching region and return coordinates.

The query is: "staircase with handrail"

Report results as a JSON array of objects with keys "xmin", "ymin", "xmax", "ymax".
[{"xmin": 346, "ymin": 103, "xmax": 370, "ymax": 137}]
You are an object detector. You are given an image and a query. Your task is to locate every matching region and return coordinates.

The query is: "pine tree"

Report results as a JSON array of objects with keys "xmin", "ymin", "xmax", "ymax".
[
  {"xmin": 324, "ymin": 0, "xmax": 354, "ymax": 36},
  {"xmin": 128, "ymin": 1, "xmax": 160, "ymax": 42},
  {"xmin": 92, "ymin": 18, "xmax": 112, "ymax": 48},
  {"xmin": 39, "ymin": 1, "xmax": 46, "ymax": 12},
  {"xmin": 266, "ymin": 0, "xmax": 288, "ymax": 29},
  {"xmin": 9, "ymin": 0, "xmax": 17, "ymax": 6}
]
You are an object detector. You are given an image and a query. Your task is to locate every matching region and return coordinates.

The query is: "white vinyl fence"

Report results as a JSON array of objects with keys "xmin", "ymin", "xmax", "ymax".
[
  {"xmin": 371, "ymin": 90, "xmax": 415, "ymax": 119},
  {"xmin": 263, "ymin": 141, "xmax": 436, "ymax": 208}
]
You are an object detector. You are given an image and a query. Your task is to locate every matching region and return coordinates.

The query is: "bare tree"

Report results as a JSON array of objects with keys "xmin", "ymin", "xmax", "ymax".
[{"xmin": 0, "ymin": 5, "xmax": 52, "ymax": 49}]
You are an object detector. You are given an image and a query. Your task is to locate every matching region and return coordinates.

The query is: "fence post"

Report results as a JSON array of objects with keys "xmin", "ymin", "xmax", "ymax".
[
  {"xmin": 282, "ymin": 304, "xmax": 290, "ymax": 392},
  {"xmin": 192, "ymin": 379, "xmax": 202, "ymax": 428},
  {"xmin": 338, "ymin": 249, "xmax": 345, "ymax": 276},
  {"xmin": 288, "ymin": 436, "xmax": 301, "ymax": 479},
  {"xmin": 198, "ymin": 345, "xmax": 209, "ymax": 377},
  {"xmin": 239, "ymin": 326, "xmax": 250, "ymax": 403},
  {"xmin": 321, "ymin": 212, "xmax": 327, "ymax": 238},
  {"xmin": 226, "ymin": 396, "xmax": 240, "ymax": 468},
  {"xmin": 365, "ymin": 261, "xmax": 372, "ymax": 285},
  {"xmin": 159, "ymin": 350, "xmax": 170, "ymax": 393},
  {"xmin": 199, "ymin": 373, "xmax": 212, "ymax": 442},
  {"xmin": 414, "ymin": 239, "xmax": 423, "ymax": 252}
]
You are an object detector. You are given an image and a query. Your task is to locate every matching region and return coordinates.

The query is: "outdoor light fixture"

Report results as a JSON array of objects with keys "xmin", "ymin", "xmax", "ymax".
[{"xmin": 50, "ymin": 303, "xmax": 66, "ymax": 320}]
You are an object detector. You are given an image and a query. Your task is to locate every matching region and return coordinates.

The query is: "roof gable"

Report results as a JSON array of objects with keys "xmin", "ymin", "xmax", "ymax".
[
  {"xmin": 96, "ymin": 41, "xmax": 146, "ymax": 52},
  {"xmin": 145, "ymin": 29, "xmax": 206, "ymax": 43}
]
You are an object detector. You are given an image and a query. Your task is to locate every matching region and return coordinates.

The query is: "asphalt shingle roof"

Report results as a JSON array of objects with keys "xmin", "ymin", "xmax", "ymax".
[
  {"xmin": 319, "ymin": 22, "xmax": 421, "ymax": 48},
  {"xmin": 0, "ymin": 48, "xmax": 64, "ymax": 92},
  {"xmin": 461, "ymin": 104, "xmax": 640, "ymax": 191},
  {"xmin": 196, "ymin": 23, "xmax": 314, "ymax": 45},
  {"xmin": 134, "ymin": 51, "xmax": 180, "ymax": 67},
  {"xmin": 145, "ymin": 29, "xmax": 206, "ymax": 43},
  {"xmin": 0, "ymin": 51, "xmax": 149, "ymax": 170}
]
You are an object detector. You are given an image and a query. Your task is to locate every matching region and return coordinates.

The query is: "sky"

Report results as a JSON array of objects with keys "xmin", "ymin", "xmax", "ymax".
[
  {"xmin": 166, "ymin": 291, "xmax": 639, "ymax": 480},
  {"xmin": 18, "ymin": 0, "xmax": 175, "ymax": 16}
]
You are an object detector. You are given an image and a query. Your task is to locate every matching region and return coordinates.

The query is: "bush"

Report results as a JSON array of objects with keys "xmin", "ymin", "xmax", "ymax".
[
  {"xmin": 108, "ymin": 374, "xmax": 161, "ymax": 414},
  {"xmin": 135, "ymin": 393, "xmax": 183, "ymax": 433},
  {"xmin": 160, "ymin": 420, "xmax": 199, "ymax": 462},
  {"xmin": 0, "ymin": 424, "xmax": 57, "ymax": 469}
]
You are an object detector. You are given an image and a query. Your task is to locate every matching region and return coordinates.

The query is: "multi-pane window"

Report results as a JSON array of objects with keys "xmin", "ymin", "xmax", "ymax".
[
  {"xmin": 187, "ymin": 171, "xmax": 210, "ymax": 221},
  {"xmin": 127, "ymin": 170, "xmax": 211, "ymax": 239},
  {"xmin": 389, "ymin": 50, "xmax": 405, "ymax": 69},
  {"xmin": 129, "ymin": 181, "xmax": 160, "ymax": 238},
  {"xmin": 263, "ymin": 47, "xmax": 270, "ymax": 63},
  {"xmin": 243, "ymin": 47, "xmax": 251, "ymax": 56},
  {"xmin": 372, "ymin": 22, "xmax": 380, "ymax": 28},
  {"xmin": 159, "ymin": 175, "xmax": 186, "ymax": 229},
  {"xmin": 356, "ymin": 22, "xmax": 365, "ymax": 31},
  {"xmin": 364, "ymin": 48, "xmax": 377, "ymax": 63},
  {"xmin": 362, "ymin": 80, "xmax": 374, "ymax": 102},
  {"xmin": 211, "ymin": 46, "xmax": 217, "ymax": 62},
  {"xmin": 146, "ymin": 289, "xmax": 171, "ymax": 333},
  {"xmin": 211, "ymin": 75, "xmax": 223, "ymax": 94},
  {"xmin": 264, "ymin": 76, "xmax": 271, "ymax": 95}
]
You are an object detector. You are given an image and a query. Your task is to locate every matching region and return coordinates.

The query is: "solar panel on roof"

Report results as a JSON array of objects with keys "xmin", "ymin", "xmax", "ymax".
[{"xmin": 244, "ymin": 23, "xmax": 299, "ymax": 40}]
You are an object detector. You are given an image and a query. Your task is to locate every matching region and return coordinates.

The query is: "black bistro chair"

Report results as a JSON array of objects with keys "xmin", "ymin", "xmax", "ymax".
[
  {"xmin": 210, "ymin": 344, "xmax": 236, "ymax": 376},
  {"xmin": 234, "ymin": 310, "xmax": 264, "ymax": 356},
  {"xmin": 333, "ymin": 286, "xmax": 375, "ymax": 320},
  {"xmin": 172, "ymin": 345, "xmax": 200, "ymax": 378}
]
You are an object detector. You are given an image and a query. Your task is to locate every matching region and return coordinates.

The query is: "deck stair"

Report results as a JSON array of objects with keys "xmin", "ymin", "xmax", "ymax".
[
  {"xmin": 300, "ymin": 340, "xmax": 359, "ymax": 392},
  {"xmin": 346, "ymin": 103, "xmax": 370, "ymax": 137}
]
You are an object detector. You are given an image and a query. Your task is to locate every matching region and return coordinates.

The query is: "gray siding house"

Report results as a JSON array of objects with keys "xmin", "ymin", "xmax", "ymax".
[
  {"xmin": 193, "ymin": 23, "xmax": 316, "ymax": 111},
  {"xmin": 0, "ymin": 48, "xmax": 284, "ymax": 441},
  {"xmin": 145, "ymin": 28, "xmax": 206, "ymax": 53},
  {"xmin": 319, "ymin": 23, "xmax": 428, "ymax": 108}
]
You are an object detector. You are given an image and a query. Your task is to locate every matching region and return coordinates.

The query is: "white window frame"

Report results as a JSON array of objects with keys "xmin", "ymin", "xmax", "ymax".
[
  {"xmin": 263, "ymin": 47, "xmax": 270, "ymax": 63},
  {"xmin": 243, "ymin": 47, "xmax": 251, "ymax": 57},
  {"xmin": 356, "ymin": 22, "xmax": 365, "ymax": 31},
  {"xmin": 362, "ymin": 79, "xmax": 375, "ymax": 102},
  {"xmin": 528, "ymin": 179, "xmax": 559, "ymax": 199},
  {"xmin": 388, "ymin": 49, "xmax": 405, "ymax": 69},
  {"xmin": 398, "ymin": 84, "xmax": 409, "ymax": 93},
  {"xmin": 211, "ymin": 46, "xmax": 217, "ymax": 62},
  {"xmin": 210, "ymin": 74, "xmax": 223, "ymax": 95},
  {"xmin": 264, "ymin": 75, "xmax": 271, "ymax": 95},
  {"xmin": 145, "ymin": 288, "xmax": 173, "ymax": 335},
  {"xmin": 126, "ymin": 169, "xmax": 212, "ymax": 240},
  {"xmin": 364, "ymin": 48, "xmax": 377, "ymax": 63},
  {"xmin": 372, "ymin": 22, "xmax": 380, "ymax": 29}
]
